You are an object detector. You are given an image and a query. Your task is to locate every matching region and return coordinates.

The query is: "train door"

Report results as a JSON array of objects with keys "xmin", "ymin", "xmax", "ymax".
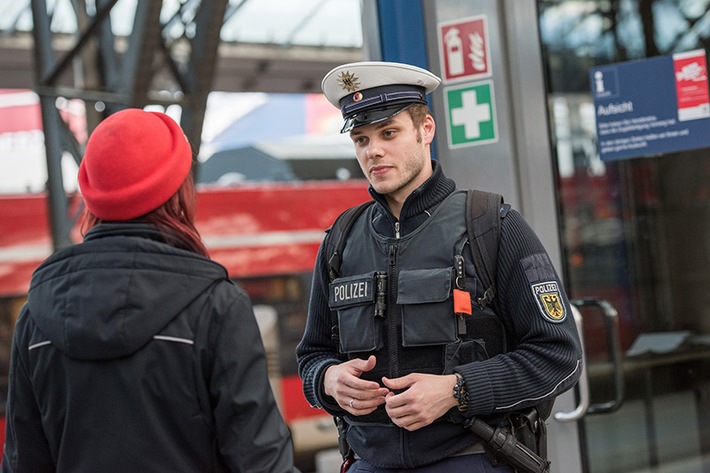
[{"xmin": 368, "ymin": 1, "xmax": 709, "ymax": 472}]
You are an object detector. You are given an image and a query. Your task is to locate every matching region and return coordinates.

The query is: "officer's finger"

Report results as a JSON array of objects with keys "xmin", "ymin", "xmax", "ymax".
[
  {"xmin": 383, "ymin": 390, "xmax": 407, "ymax": 410},
  {"xmin": 349, "ymin": 355, "xmax": 377, "ymax": 375},
  {"xmin": 345, "ymin": 396, "xmax": 382, "ymax": 415},
  {"xmin": 381, "ymin": 374, "xmax": 416, "ymax": 390},
  {"xmin": 345, "ymin": 373, "xmax": 387, "ymax": 393}
]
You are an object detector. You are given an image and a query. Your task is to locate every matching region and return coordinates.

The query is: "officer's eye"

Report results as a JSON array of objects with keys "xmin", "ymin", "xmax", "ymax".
[{"xmin": 352, "ymin": 135, "xmax": 367, "ymax": 146}]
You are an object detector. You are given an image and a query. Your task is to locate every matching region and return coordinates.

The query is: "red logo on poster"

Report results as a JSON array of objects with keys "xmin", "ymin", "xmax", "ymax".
[
  {"xmin": 673, "ymin": 49, "xmax": 710, "ymax": 121},
  {"xmin": 438, "ymin": 15, "xmax": 491, "ymax": 83}
]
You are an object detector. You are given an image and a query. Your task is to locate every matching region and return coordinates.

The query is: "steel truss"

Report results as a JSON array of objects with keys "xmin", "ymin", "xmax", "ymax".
[{"xmin": 30, "ymin": 0, "xmax": 228, "ymax": 249}]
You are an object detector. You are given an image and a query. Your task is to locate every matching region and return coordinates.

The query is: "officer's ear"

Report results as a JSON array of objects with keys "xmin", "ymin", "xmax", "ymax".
[{"xmin": 421, "ymin": 114, "xmax": 435, "ymax": 146}]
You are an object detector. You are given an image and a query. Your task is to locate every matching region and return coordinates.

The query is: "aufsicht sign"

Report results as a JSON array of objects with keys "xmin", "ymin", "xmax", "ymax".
[{"xmin": 590, "ymin": 49, "xmax": 710, "ymax": 161}]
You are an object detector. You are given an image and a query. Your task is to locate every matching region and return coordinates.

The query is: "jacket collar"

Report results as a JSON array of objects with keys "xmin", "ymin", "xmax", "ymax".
[
  {"xmin": 369, "ymin": 160, "xmax": 457, "ymax": 235},
  {"xmin": 84, "ymin": 221, "xmax": 167, "ymax": 244}
]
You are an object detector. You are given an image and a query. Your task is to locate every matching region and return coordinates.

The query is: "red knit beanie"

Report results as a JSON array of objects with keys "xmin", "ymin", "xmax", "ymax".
[{"xmin": 78, "ymin": 109, "xmax": 192, "ymax": 221}]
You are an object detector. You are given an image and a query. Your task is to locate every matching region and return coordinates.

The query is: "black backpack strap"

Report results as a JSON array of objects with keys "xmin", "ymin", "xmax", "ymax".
[
  {"xmin": 325, "ymin": 200, "xmax": 374, "ymax": 282},
  {"xmin": 465, "ymin": 190, "xmax": 509, "ymax": 310},
  {"xmin": 325, "ymin": 200, "xmax": 374, "ymax": 344}
]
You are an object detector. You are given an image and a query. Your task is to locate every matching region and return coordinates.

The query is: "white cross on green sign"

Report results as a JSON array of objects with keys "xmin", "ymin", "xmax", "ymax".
[{"xmin": 444, "ymin": 81, "xmax": 498, "ymax": 148}]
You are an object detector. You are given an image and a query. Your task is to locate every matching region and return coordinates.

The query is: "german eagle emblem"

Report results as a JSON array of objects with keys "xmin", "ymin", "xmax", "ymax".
[{"xmin": 531, "ymin": 281, "xmax": 567, "ymax": 322}]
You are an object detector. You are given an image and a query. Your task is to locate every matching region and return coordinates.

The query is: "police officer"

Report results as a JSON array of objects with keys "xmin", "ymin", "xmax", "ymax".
[{"xmin": 296, "ymin": 61, "xmax": 582, "ymax": 472}]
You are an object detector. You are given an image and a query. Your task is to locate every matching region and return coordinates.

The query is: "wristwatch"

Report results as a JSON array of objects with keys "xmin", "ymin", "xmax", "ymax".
[{"xmin": 453, "ymin": 372, "xmax": 469, "ymax": 412}]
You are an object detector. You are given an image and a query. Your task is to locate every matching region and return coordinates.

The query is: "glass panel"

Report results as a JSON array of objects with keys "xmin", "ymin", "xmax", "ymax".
[
  {"xmin": 198, "ymin": 91, "xmax": 364, "ymax": 186},
  {"xmin": 540, "ymin": 1, "xmax": 710, "ymax": 472}
]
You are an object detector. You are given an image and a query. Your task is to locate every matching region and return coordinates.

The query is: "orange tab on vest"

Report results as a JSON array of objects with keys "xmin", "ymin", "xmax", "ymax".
[{"xmin": 453, "ymin": 289, "xmax": 472, "ymax": 315}]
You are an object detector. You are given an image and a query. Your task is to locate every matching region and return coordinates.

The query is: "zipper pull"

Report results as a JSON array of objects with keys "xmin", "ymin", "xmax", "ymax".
[{"xmin": 394, "ymin": 221, "xmax": 400, "ymax": 238}]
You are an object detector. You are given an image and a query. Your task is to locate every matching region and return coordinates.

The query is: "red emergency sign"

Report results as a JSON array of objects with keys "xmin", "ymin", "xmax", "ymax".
[{"xmin": 437, "ymin": 15, "xmax": 491, "ymax": 83}]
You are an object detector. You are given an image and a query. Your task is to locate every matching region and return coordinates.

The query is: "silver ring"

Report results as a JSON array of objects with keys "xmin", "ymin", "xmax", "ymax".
[{"xmin": 349, "ymin": 398, "xmax": 354, "ymax": 408}]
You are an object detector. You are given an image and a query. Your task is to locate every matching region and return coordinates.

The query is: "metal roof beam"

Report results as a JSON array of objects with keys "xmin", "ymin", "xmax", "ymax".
[{"xmin": 29, "ymin": 0, "xmax": 229, "ymax": 251}]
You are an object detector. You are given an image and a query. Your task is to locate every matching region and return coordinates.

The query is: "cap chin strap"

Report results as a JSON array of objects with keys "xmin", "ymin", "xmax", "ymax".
[
  {"xmin": 340, "ymin": 103, "xmax": 413, "ymax": 133},
  {"xmin": 341, "ymin": 89, "xmax": 425, "ymax": 116}
]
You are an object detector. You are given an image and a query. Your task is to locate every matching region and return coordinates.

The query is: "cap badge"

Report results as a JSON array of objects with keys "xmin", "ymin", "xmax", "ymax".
[
  {"xmin": 353, "ymin": 92, "xmax": 363, "ymax": 102},
  {"xmin": 337, "ymin": 71, "xmax": 361, "ymax": 92}
]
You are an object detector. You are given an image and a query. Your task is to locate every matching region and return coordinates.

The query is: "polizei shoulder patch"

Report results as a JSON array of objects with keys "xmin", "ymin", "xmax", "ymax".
[{"xmin": 531, "ymin": 281, "xmax": 567, "ymax": 322}]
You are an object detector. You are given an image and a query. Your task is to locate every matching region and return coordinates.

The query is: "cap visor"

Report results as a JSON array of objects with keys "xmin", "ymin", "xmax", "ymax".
[{"xmin": 341, "ymin": 104, "xmax": 411, "ymax": 133}]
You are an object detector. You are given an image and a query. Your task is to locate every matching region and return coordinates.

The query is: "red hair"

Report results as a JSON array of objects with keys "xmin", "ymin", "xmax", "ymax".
[{"xmin": 81, "ymin": 175, "xmax": 209, "ymax": 258}]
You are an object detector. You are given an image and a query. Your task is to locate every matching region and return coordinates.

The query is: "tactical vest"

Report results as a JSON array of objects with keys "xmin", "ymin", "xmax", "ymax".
[{"xmin": 328, "ymin": 190, "xmax": 506, "ymax": 425}]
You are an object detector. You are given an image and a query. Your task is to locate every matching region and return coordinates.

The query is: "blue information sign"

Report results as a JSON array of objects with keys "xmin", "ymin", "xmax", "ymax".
[{"xmin": 590, "ymin": 49, "xmax": 710, "ymax": 161}]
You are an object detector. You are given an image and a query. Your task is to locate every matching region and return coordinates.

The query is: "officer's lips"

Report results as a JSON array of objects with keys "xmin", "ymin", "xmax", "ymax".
[{"xmin": 370, "ymin": 165, "xmax": 391, "ymax": 176}]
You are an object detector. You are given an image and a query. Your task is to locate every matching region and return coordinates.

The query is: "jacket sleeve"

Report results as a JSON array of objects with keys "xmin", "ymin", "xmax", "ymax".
[
  {"xmin": 2, "ymin": 306, "xmax": 55, "ymax": 473},
  {"xmin": 206, "ymin": 284, "xmax": 297, "ymax": 472},
  {"xmin": 295, "ymin": 240, "xmax": 346, "ymax": 416},
  {"xmin": 455, "ymin": 209, "xmax": 583, "ymax": 417}
]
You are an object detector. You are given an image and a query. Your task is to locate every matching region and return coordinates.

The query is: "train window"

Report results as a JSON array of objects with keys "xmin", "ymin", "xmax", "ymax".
[{"xmin": 237, "ymin": 274, "xmax": 311, "ymax": 378}]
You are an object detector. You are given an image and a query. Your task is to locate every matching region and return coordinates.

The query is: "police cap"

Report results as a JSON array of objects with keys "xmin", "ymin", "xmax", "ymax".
[{"xmin": 321, "ymin": 61, "xmax": 441, "ymax": 133}]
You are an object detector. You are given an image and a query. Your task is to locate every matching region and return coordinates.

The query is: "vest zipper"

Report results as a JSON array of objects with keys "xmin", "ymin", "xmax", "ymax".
[
  {"xmin": 387, "ymin": 243, "xmax": 398, "ymax": 378},
  {"xmin": 394, "ymin": 221, "xmax": 400, "ymax": 238}
]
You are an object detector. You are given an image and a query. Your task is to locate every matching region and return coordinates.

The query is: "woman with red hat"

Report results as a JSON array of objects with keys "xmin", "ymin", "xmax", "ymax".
[{"xmin": 2, "ymin": 109, "xmax": 297, "ymax": 472}]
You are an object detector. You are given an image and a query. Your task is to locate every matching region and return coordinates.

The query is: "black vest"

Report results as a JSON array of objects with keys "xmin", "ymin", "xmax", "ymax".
[{"xmin": 328, "ymin": 191, "xmax": 505, "ymax": 425}]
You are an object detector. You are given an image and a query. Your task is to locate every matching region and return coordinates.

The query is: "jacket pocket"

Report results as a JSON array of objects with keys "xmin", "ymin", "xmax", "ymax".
[
  {"xmin": 397, "ymin": 267, "xmax": 457, "ymax": 346},
  {"xmin": 330, "ymin": 272, "xmax": 383, "ymax": 353}
]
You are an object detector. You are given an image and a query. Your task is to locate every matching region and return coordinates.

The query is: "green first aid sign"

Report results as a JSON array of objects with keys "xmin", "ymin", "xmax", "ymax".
[{"xmin": 444, "ymin": 80, "xmax": 498, "ymax": 148}]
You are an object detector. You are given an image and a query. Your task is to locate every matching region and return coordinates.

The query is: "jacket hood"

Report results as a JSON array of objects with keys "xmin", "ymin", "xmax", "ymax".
[{"xmin": 27, "ymin": 223, "xmax": 227, "ymax": 360}]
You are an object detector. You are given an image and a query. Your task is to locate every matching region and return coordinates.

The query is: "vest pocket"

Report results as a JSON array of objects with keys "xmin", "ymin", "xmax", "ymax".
[
  {"xmin": 444, "ymin": 339, "xmax": 489, "ymax": 373},
  {"xmin": 329, "ymin": 272, "xmax": 383, "ymax": 353},
  {"xmin": 397, "ymin": 267, "xmax": 457, "ymax": 346}
]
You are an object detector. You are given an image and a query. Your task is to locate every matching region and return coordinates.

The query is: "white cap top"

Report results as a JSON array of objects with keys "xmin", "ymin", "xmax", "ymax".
[
  {"xmin": 321, "ymin": 61, "xmax": 441, "ymax": 108},
  {"xmin": 321, "ymin": 61, "xmax": 441, "ymax": 132}
]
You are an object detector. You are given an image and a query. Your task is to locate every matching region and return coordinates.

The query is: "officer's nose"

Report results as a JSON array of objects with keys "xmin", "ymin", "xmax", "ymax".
[{"xmin": 366, "ymin": 140, "xmax": 384, "ymax": 160}]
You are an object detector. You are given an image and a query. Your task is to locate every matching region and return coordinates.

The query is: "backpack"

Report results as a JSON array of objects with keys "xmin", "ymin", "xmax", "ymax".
[{"xmin": 325, "ymin": 188, "xmax": 511, "ymax": 327}]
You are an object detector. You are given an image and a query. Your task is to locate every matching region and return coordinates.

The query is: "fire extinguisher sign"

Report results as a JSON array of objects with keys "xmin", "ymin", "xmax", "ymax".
[{"xmin": 437, "ymin": 15, "xmax": 491, "ymax": 83}]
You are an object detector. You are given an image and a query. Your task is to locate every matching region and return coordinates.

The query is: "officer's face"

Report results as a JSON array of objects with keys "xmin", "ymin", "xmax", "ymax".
[{"xmin": 349, "ymin": 111, "xmax": 435, "ymax": 204}]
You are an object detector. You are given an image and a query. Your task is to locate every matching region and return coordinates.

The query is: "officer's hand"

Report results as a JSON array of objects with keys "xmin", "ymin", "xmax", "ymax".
[
  {"xmin": 324, "ymin": 355, "xmax": 389, "ymax": 415},
  {"xmin": 382, "ymin": 373, "xmax": 459, "ymax": 431}
]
